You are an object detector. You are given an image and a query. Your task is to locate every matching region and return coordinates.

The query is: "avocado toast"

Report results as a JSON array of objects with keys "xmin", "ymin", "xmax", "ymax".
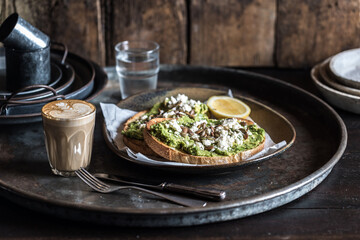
[
  {"xmin": 122, "ymin": 94, "xmax": 208, "ymax": 155},
  {"xmin": 144, "ymin": 115, "xmax": 266, "ymax": 165}
]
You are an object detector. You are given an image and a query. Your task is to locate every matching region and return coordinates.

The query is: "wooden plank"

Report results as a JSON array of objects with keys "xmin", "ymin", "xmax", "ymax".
[
  {"xmin": 190, "ymin": 0, "xmax": 276, "ymax": 67},
  {"xmin": 106, "ymin": 0, "xmax": 187, "ymax": 65},
  {"xmin": 0, "ymin": 0, "xmax": 51, "ymax": 34},
  {"xmin": 1, "ymin": 197, "xmax": 360, "ymax": 240},
  {"xmin": 0, "ymin": 0, "xmax": 105, "ymax": 66},
  {"xmin": 49, "ymin": 0, "xmax": 105, "ymax": 66},
  {"xmin": 277, "ymin": 0, "xmax": 360, "ymax": 68}
]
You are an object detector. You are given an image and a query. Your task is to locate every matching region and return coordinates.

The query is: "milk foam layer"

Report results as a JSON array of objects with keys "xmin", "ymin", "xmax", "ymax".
[{"xmin": 42, "ymin": 100, "xmax": 95, "ymax": 119}]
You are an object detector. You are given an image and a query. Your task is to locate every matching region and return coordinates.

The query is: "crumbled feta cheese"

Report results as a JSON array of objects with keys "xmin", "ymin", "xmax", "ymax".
[
  {"xmin": 188, "ymin": 99, "xmax": 197, "ymax": 107},
  {"xmin": 141, "ymin": 114, "xmax": 148, "ymax": 120},
  {"xmin": 163, "ymin": 111, "xmax": 175, "ymax": 118},
  {"xmin": 188, "ymin": 99, "xmax": 202, "ymax": 107},
  {"xmin": 232, "ymin": 122, "xmax": 241, "ymax": 130},
  {"xmin": 195, "ymin": 142, "xmax": 204, "ymax": 150},
  {"xmin": 223, "ymin": 119, "xmax": 240, "ymax": 130},
  {"xmin": 202, "ymin": 139, "xmax": 213, "ymax": 146},
  {"xmin": 217, "ymin": 136, "xmax": 230, "ymax": 151},
  {"xmin": 232, "ymin": 132, "xmax": 242, "ymax": 139},
  {"xmin": 191, "ymin": 134, "xmax": 200, "ymax": 141},
  {"xmin": 194, "ymin": 120, "xmax": 207, "ymax": 128},
  {"xmin": 170, "ymin": 96, "xmax": 177, "ymax": 105},
  {"xmin": 235, "ymin": 138, "xmax": 243, "ymax": 145},
  {"xmin": 169, "ymin": 120, "xmax": 182, "ymax": 132},
  {"xmin": 215, "ymin": 126, "xmax": 223, "ymax": 133},
  {"xmin": 216, "ymin": 135, "xmax": 236, "ymax": 151},
  {"xmin": 190, "ymin": 125, "xmax": 198, "ymax": 132},
  {"xmin": 220, "ymin": 129, "xmax": 228, "ymax": 137},
  {"xmin": 177, "ymin": 94, "xmax": 188, "ymax": 103},
  {"xmin": 183, "ymin": 104, "xmax": 192, "ymax": 112}
]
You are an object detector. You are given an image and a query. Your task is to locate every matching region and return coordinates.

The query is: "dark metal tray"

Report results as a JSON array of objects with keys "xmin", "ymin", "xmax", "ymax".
[
  {"xmin": 0, "ymin": 65, "xmax": 347, "ymax": 227},
  {"xmin": 0, "ymin": 63, "xmax": 63, "ymax": 97},
  {"xmin": 0, "ymin": 51, "xmax": 106, "ymax": 124}
]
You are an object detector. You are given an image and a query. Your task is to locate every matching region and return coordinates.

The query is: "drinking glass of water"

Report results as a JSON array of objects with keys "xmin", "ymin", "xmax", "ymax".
[{"xmin": 115, "ymin": 40, "xmax": 160, "ymax": 99}]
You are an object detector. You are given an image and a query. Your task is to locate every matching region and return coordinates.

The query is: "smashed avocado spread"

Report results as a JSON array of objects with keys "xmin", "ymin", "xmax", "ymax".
[
  {"xmin": 150, "ymin": 116, "xmax": 265, "ymax": 157},
  {"xmin": 122, "ymin": 94, "xmax": 208, "ymax": 140}
]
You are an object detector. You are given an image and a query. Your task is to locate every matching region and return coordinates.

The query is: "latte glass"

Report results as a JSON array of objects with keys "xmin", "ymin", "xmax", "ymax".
[{"xmin": 41, "ymin": 99, "xmax": 96, "ymax": 177}]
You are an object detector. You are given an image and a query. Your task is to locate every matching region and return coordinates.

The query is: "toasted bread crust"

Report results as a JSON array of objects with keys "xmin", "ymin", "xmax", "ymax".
[
  {"xmin": 144, "ymin": 118, "xmax": 265, "ymax": 165},
  {"xmin": 123, "ymin": 110, "xmax": 158, "ymax": 156}
]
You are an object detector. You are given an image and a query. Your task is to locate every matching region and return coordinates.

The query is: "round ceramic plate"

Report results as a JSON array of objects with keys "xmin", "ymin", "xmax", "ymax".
[
  {"xmin": 329, "ymin": 48, "xmax": 360, "ymax": 88},
  {"xmin": 0, "ymin": 58, "xmax": 75, "ymax": 102},
  {"xmin": 53, "ymin": 49, "xmax": 95, "ymax": 99},
  {"xmin": 318, "ymin": 58, "xmax": 360, "ymax": 97},
  {"xmin": 102, "ymin": 88, "xmax": 296, "ymax": 174},
  {"xmin": 311, "ymin": 64, "xmax": 360, "ymax": 114},
  {"xmin": 0, "ymin": 63, "xmax": 62, "ymax": 97},
  {"xmin": 0, "ymin": 52, "xmax": 107, "ymax": 124}
]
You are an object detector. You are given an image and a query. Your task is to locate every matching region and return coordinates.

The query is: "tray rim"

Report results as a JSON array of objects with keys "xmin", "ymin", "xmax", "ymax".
[{"xmin": 0, "ymin": 65, "xmax": 347, "ymax": 223}]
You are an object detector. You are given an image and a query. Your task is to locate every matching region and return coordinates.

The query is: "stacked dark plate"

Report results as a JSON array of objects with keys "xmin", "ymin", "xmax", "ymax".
[
  {"xmin": 311, "ymin": 48, "xmax": 360, "ymax": 114},
  {"xmin": 0, "ymin": 46, "xmax": 108, "ymax": 124}
]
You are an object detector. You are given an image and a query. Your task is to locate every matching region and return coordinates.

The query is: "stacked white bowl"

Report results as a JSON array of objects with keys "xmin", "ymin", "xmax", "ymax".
[{"xmin": 311, "ymin": 49, "xmax": 360, "ymax": 114}]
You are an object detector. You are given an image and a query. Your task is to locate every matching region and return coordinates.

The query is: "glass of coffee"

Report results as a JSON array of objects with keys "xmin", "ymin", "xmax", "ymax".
[{"xmin": 41, "ymin": 99, "xmax": 96, "ymax": 177}]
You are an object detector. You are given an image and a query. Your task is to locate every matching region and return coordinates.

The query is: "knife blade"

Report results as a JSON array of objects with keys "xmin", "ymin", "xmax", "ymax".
[{"xmin": 93, "ymin": 173, "xmax": 226, "ymax": 201}]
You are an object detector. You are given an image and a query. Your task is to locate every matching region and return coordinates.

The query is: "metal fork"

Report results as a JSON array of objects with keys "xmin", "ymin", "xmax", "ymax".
[{"xmin": 75, "ymin": 168, "xmax": 207, "ymax": 207}]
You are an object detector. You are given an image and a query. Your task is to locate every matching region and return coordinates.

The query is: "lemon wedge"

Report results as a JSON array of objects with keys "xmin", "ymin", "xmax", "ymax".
[{"xmin": 207, "ymin": 96, "xmax": 251, "ymax": 119}]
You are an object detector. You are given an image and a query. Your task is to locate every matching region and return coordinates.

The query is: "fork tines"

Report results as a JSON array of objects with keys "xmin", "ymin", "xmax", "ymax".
[{"xmin": 75, "ymin": 168, "xmax": 110, "ymax": 192}]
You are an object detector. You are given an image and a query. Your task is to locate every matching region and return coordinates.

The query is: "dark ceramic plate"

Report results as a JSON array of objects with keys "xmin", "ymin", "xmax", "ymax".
[
  {"xmin": 0, "ymin": 52, "xmax": 106, "ymax": 124},
  {"xmin": 0, "ymin": 58, "xmax": 75, "ymax": 102},
  {"xmin": 51, "ymin": 49, "xmax": 95, "ymax": 100},
  {"xmin": 102, "ymin": 88, "xmax": 296, "ymax": 174},
  {"xmin": 0, "ymin": 63, "xmax": 62, "ymax": 97}
]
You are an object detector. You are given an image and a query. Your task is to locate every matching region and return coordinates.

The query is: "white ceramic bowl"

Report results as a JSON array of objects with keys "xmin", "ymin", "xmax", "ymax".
[
  {"xmin": 318, "ymin": 58, "xmax": 360, "ymax": 97},
  {"xmin": 311, "ymin": 64, "xmax": 360, "ymax": 114},
  {"xmin": 329, "ymin": 48, "xmax": 360, "ymax": 89}
]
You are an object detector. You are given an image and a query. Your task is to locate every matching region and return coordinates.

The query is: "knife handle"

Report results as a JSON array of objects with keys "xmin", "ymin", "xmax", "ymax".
[{"xmin": 162, "ymin": 183, "xmax": 226, "ymax": 201}]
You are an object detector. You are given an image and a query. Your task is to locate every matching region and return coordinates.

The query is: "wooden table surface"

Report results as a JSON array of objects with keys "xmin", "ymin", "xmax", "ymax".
[{"xmin": 0, "ymin": 68, "xmax": 359, "ymax": 239}]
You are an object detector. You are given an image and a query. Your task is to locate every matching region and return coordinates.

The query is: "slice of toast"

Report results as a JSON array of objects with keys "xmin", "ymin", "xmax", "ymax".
[
  {"xmin": 143, "ymin": 118, "xmax": 265, "ymax": 165},
  {"xmin": 122, "ymin": 110, "xmax": 158, "ymax": 156}
]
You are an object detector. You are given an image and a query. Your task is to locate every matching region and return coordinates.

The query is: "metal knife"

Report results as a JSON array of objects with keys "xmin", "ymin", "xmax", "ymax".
[{"xmin": 93, "ymin": 173, "xmax": 226, "ymax": 201}]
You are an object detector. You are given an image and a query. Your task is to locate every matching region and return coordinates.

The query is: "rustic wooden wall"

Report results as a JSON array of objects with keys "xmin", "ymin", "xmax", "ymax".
[
  {"xmin": 0, "ymin": 0, "xmax": 105, "ymax": 65},
  {"xmin": 104, "ymin": 0, "xmax": 187, "ymax": 65},
  {"xmin": 190, "ymin": 0, "xmax": 276, "ymax": 66},
  {"xmin": 1, "ymin": 0, "xmax": 360, "ymax": 68},
  {"xmin": 276, "ymin": 0, "xmax": 360, "ymax": 68}
]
